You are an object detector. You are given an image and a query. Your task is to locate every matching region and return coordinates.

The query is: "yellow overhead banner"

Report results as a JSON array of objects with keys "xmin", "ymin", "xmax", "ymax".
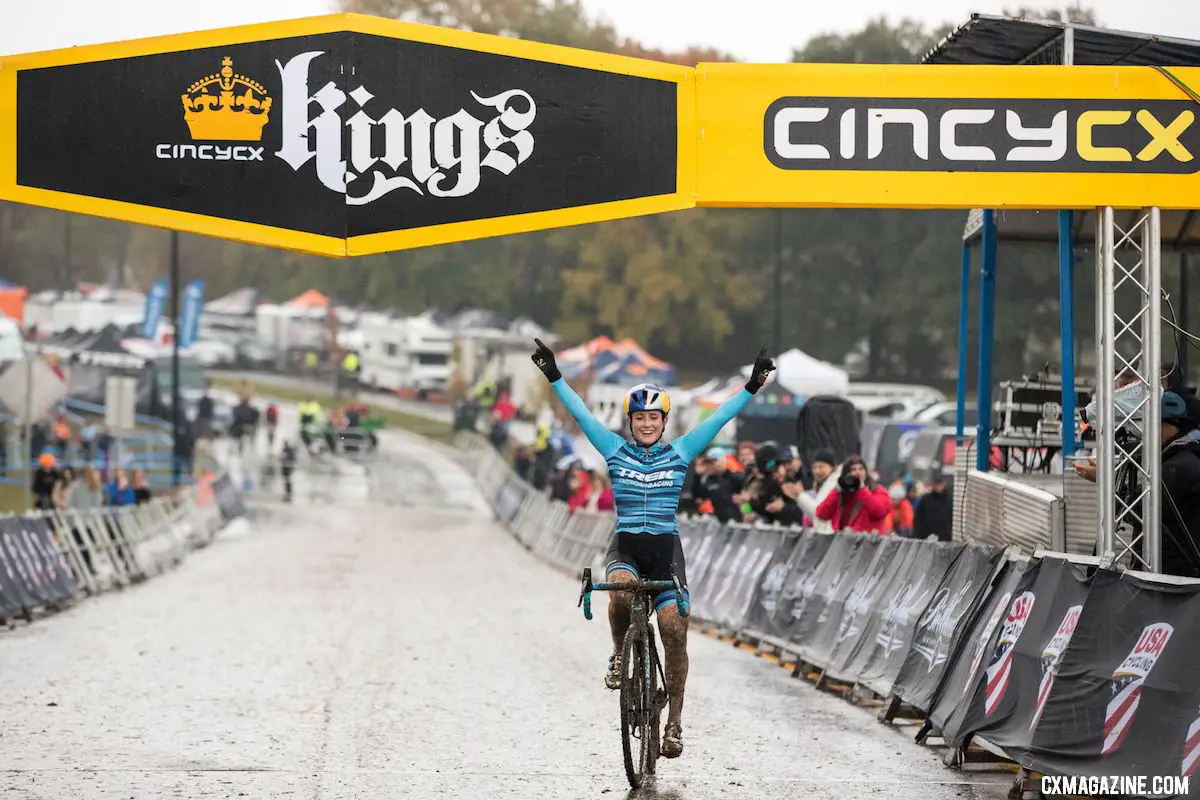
[
  {"xmin": 3, "ymin": 19, "xmax": 1200, "ymax": 256},
  {"xmin": 0, "ymin": 14, "xmax": 694, "ymax": 257},
  {"xmin": 695, "ymin": 62, "xmax": 1200, "ymax": 210}
]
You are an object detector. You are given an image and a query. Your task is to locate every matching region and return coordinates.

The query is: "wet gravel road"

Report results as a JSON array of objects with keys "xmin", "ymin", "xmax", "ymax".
[{"xmin": 0, "ymin": 428, "xmax": 1009, "ymax": 799}]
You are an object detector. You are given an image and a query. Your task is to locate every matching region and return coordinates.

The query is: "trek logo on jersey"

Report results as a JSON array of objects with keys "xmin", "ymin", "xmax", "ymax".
[
  {"xmin": 983, "ymin": 591, "xmax": 1036, "ymax": 716},
  {"xmin": 1104, "ymin": 622, "xmax": 1173, "ymax": 756},
  {"xmin": 765, "ymin": 98, "xmax": 1199, "ymax": 174},
  {"xmin": 615, "ymin": 467, "xmax": 679, "ymax": 488},
  {"xmin": 960, "ymin": 591, "xmax": 1012, "ymax": 700},
  {"xmin": 1029, "ymin": 604, "xmax": 1083, "ymax": 731}
]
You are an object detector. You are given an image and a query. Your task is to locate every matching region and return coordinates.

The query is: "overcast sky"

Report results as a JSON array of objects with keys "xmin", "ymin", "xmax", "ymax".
[{"xmin": 2, "ymin": 0, "xmax": 1199, "ymax": 61}]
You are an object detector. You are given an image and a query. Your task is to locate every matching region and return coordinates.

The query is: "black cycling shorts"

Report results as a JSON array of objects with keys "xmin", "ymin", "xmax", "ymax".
[{"xmin": 605, "ymin": 531, "xmax": 689, "ymax": 614}]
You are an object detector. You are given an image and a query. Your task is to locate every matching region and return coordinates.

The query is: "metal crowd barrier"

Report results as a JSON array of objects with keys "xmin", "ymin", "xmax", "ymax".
[
  {"xmin": 0, "ymin": 473, "xmax": 246, "ymax": 624},
  {"xmin": 456, "ymin": 432, "xmax": 1200, "ymax": 800}
]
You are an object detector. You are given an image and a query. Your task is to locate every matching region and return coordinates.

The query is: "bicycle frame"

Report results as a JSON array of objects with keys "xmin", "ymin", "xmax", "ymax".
[{"xmin": 577, "ymin": 567, "xmax": 690, "ymax": 788}]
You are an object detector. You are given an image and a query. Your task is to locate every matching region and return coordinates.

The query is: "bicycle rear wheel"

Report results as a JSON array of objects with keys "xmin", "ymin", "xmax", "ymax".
[{"xmin": 619, "ymin": 618, "xmax": 654, "ymax": 788}]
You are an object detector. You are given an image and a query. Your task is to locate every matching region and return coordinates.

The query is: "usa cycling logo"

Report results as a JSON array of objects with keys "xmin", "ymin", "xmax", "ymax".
[
  {"xmin": 960, "ymin": 591, "xmax": 1012, "ymax": 699},
  {"xmin": 1105, "ymin": 622, "xmax": 1173, "ymax": 756},
  {"xmin": 983, "ymin": 591, "xmax": 1036, "ymax": 716},
  {"xmin": 1029, "ymin": 604, "xmax": 1082, "ymax": 731}
]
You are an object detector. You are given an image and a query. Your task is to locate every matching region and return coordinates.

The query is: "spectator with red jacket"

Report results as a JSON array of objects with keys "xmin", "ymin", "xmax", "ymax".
[{"xmin": 815, "ymin": 456, "xmax": 891, "ymax": 533}]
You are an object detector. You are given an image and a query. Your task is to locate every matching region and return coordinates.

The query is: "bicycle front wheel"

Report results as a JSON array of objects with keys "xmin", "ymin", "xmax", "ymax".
[{"xmin": 619, "ymin": 621, "xmax": 653, "ymax": 788}]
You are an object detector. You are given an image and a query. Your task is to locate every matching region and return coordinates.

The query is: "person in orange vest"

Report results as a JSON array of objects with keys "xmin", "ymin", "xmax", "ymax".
[{"xmin": 882, "ymin": 484, "xmax": 915, "ymax": 537}]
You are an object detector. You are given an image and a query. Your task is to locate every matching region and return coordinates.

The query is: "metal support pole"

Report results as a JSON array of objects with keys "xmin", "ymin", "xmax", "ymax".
[
  {"xmin": 975, "ymin": 210, "xmax": 998, "ymax": 472},
  {"xmin": 170, "ymin": 231, "xmax": 182, "ymax": 487},
  {"xmin": 1095, "ymin": 207, "xmax": 1163, "ymax": 571},
  {"xmin": 1181, "ymin": 252, "xmax": 1190, "ymax": 383},
  {"xmin": 1058, "ymin": 210, "xmax": 1077, "ymax": 457},
  {"xmin": 956, "ymin": 242, "xmax": 972, "ymax": 441},
  {"xmin": 21, "ymin": 348, "xmax": 32, "ymax": 513},
  {"xmin": 773, "ymin": 209, "xmax": 784, "ymax": 354},
  {"xmin": 1096, "ymin": 207, "xmax": 1115, "ymax": 561},
  {"xmin": 1143, "ymin": 208, "xmax": 1162, "ymax": 571}
]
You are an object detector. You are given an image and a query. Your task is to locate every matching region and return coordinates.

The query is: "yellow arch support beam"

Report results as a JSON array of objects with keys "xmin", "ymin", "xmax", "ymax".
[{"xmin": 1, "ymin": 15, "xmax": 1198, "ymax": 257}]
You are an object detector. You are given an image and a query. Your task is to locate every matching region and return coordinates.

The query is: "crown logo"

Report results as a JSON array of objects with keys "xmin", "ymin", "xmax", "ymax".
[{"xmin": 181, "ymin": 56, "xmax": 272, "ymax": 141}]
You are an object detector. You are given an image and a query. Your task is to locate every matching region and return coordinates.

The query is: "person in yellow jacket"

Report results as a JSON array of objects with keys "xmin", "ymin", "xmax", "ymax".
[{"xmin": 340, "ymin": 351, "xmax": 360, "ymax": 393}]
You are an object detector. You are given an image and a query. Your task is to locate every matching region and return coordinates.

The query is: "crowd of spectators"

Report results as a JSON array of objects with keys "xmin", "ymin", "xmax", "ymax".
[
  {"xmin": 677, "ymin": 440, "xmax": 952, "ymax": 540},
  {"xmin": 503, "ymin": 425, "xmax": 953, "ymax": 541}
]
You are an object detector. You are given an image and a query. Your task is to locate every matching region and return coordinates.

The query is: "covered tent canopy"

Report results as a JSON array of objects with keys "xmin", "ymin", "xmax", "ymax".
[
  {"xmin": 927, "ymin": 18, "xmax": 1200, "ymax": 249},
  {"xmin": 285, "ymin": 289, "xmax": 329, "ymax": 309},
  {"xmin": 557, "ymin": 336, "xmax": 676, "ymax": 385},
  {"xmin": 924, "ymin": 14, "xmax": 1200, "ymax": 67},
  {"xmin": 739, "ymin": 348, "xmax": 849, "ymax": 398}
]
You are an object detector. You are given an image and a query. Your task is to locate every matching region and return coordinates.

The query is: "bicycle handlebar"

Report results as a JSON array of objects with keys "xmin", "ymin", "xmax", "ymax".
[{"xmin": 577, "ymin": 567, "xmax": 690, "ymax": 620}]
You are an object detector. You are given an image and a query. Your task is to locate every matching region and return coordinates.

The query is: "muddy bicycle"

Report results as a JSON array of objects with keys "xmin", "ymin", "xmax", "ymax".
[{"xmin": 577, "ymin": 567, "xmax": 690, "ymax": 789}]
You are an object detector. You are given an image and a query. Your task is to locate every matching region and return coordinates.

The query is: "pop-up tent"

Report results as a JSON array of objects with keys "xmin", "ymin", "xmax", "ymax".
[
  {"xmin": 739, "ymin": 347, "xmax": 848, "ymax": 399},
  {"xmin": 557, "ymin": 336, "xmax": 675, "ymax": 385}
]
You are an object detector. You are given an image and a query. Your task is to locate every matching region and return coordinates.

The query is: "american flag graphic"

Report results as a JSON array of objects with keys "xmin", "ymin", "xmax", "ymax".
[
  {"xmin": 1182, "ymin": 709, "xmax": 1200, "ymax": 777},
  {"xmin": 983, "ymin": 591, "xmax": 1036, "ymax": 716},
  {"xmin": 1103, "ymin": 623, "xmax": 1174, "ymax": 757},
  {"xmin": 1029, "ymin": 605, "xmax": 1083, "ymax": 732},
  {"xmin": 961, "ymin": 591, "xmax": 1012, "ymax": 699}
]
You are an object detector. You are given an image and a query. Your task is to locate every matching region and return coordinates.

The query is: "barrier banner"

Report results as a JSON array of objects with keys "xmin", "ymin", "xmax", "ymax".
[
  {"xmin": 768, "ymin": 531, "xmax": 833, "ymax": 640},
  {"xmin": 0, "ymin": 523, "xmax": 34, "ymax": 617},
  {"xmin": 709, "ymin": 528, "xmax": 778, "ymax": 629},
  {"xmin": 892, "ymin": 543, "xmax": 1005, "ymax": 712},
  {"xmin": 799, "ymin": 534, "xmax": 881, "ymax": 667},
  {"xmin": 947, "ymin": 557, "xmax": 1091, "ymax": 752},
  {"xmin": 688, "ymin": 524, "xmax": 734, "ymax": 607},
  {"xmin": 824, "ymin": 536, "xmax": 907, "ymax": 680},
  {"xmin": 212, "ymin": 473, "xmax": 247, "ymax": 521},
  {"xmin": 694, "ymin": 526, "xmax": 747, "ymax": 620},
  {"xmin": 494, "ymin": 475, "xmax": 529, "ymax": 525},
  {"xmin": 0, "ymin": 518, "xmax": 51, "ymax": 606},
  {"xmin": 21, "ymin": 518, "xmax": 78, "ymax": 602},
  {"xmin": 743, "ymin": 530, "xmax": 804, "ymax": 634},
  {"xmin": 854, "ymin": 540, "xmax": 961, "ymax": 697},
  {"xmin": 0, "ymin": 517, "xmax": 78, "ymax": 611},
  {"xmin": 1022, "ymin": 570, "xmax": 1200, "ymax": 784},
  {"xmin": 785, "ymin": 533, "xmax": 860, "ymax": 648},
  {"xmin": 928, "ymin": 559, "xmax": 1028, "ymax": 738}
]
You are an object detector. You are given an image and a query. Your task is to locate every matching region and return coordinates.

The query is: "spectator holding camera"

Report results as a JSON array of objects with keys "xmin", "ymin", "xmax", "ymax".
[
  {"xmin": 749, "ymin": 442, "xmax": 805, "ymax": 526},
  {"xmin": 815, "ymin": 455, "xmax": 891, "ymax": 533}
]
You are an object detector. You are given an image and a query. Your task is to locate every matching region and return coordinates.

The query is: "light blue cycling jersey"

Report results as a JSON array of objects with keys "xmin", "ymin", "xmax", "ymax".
[{"xmin": 551, "ymin": 378, "xmax": 751, "ymax": 535}]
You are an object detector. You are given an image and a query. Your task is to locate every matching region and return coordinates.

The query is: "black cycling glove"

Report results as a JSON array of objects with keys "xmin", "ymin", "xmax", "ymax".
[
  {"xmin": 745, "ymin": 347, "xmax": 776, "ymax": 394},
  {"xmin": 531, "ymin": 338, "xmax": 562, "ymax": 383}
]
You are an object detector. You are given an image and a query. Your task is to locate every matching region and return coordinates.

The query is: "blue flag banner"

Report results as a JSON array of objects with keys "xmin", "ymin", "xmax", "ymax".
[
  {"xmin": 141, "ymin": 279, "xmax": 169, "ymax": 340},
  {"xmin": 178, "ymin": 279, "xmax": 205, "ymax": 349}
]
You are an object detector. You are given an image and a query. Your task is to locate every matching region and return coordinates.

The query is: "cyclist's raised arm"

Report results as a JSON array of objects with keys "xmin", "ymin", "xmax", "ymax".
[
  {"xmin": 531, "ymin": 338, "xmax": 623, "ymax": 459},
  {"xmin": 671, "ymin": 348, "xmax": 776, "ymax": 463},
  {"xmin": 550, "ymin": 378, "xmax": 624, "ymax": 458},
  {"xmin": 671, "ymin": 388, "xmax": 752, "ymax": 463}
]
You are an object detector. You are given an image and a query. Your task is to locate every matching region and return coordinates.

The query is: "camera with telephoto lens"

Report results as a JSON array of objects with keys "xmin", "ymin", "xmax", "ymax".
[{"xmin": 838, "ymin": 472, "xmax": 861, "ymax": 493}]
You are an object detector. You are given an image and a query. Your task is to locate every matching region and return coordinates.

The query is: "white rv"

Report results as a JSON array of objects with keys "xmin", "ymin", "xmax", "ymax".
[{"xmin": 359, "ymin": 314, "xmax": 452, "ymax": 395}]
